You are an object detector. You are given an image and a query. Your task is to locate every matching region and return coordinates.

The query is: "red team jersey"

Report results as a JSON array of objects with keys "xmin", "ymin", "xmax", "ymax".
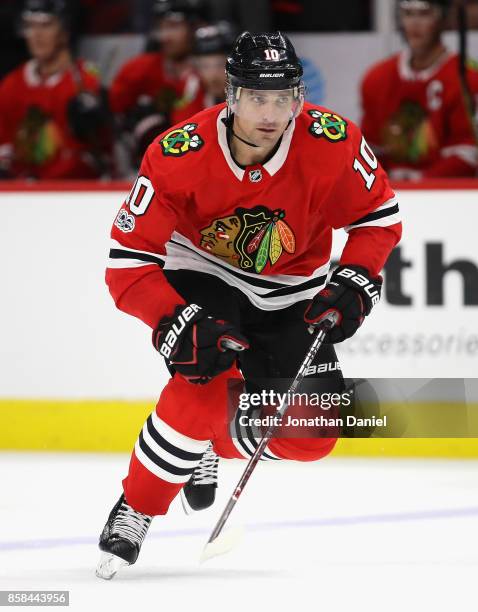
[
  {"xmin": 0, "ymin": 59, "xmax": 103, "ymax": 179},
  {"xmin": 361, "ymin": 51, "xmax": 478, "ymax": 177},
  {"xmin": 109, "ymin": 52, "xmax": 205, "ymax": 124},
  {"xmin": 107, "ymin": 102, "xmax": 402, "ymax": 329}
]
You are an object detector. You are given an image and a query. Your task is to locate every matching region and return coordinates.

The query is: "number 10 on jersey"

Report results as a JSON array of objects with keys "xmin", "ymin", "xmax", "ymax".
[{"xmin": 353, "ymin": 136, "xmax": 378, "ymax": 191}]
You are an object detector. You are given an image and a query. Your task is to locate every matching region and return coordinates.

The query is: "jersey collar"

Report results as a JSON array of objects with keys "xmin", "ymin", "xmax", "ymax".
[
  {"xmin": 398, "ymin": 48, "xmax": 452, "ymax": 82},
  {"xmin": 216, "ymin": 107, "xmax": 296, "ymax": 182},
  {"xmin": 24, "ymin": 59, "xmax": 65, "ymax": 87}
]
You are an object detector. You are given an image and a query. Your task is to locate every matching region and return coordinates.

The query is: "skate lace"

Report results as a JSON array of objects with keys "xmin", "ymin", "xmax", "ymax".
[
  {"xmin": 192, "ymin": 443, "xmax": 219, "ymax": 486},
  {"xmin": 112, "ymin": 502, "xmax": 152, "ymax": 547}
]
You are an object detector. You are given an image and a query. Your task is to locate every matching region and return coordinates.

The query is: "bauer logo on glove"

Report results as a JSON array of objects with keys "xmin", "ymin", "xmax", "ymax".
[
  {"xmin": 335, "ymin": 267, "xmax": 381, "ymax": 309},
  {"xmin": 304, "ymin": 265, "xmax": 382, "ymax": 343},
  {"xmin": 157, "ymin": 304, "xmax": 203, "ymax": 359},
  {"xmin": 153, "ymin": 304, "xmax": 249, "ymax": 384}
]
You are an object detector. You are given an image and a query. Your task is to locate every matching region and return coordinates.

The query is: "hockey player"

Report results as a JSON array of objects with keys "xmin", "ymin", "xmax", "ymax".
[
  {"xmin": 97, "ymin": 31, "xmax": 402, "ymax": 579},
  {"xmin": 192, "ymin": 22, "xmax": 236, "ymax": 108},
  {"xmin": 0, "ymin": 0, "xmax": 110, "ymax": 180},
  {"xmin": 109, "ymin": 0, "xmax": 207, "ymax": 168},
  {"xmin": 360, "ymin": 0, "xmax": 478, "ymax": 180}
]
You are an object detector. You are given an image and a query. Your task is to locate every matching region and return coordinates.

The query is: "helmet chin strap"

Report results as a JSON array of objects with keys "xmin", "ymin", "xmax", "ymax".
[{"xmin": 222, "ymin": 112, "xmax": 259, "ymax": 148}]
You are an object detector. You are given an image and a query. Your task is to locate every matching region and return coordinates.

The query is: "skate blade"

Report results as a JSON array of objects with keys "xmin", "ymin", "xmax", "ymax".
[
  {"xmin": 200, "ymin": 526, "xmax": 244, "ymax": 564},
  {"xmin": 180, "ymin": 489, "xmax": 194, "ymax": 516},
  {"xmin": 96, "ymin": 552, "xmax": 130, "ymax": 580}
]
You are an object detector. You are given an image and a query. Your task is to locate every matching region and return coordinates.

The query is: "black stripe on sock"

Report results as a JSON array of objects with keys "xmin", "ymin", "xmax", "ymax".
[
  {"xmin": 243, "ymin": 417, "xmax": 280, "ymax": 461},
  {"xmin": 233, "ymin": 408, "xmax": 256, "ymax": 458},
  {"xmin": 234, "ymin": 407, "xmax": 280, "ymax": 461},
  {"xmin": 138, "ymin": 431, "xmax": 197, "ymax": 476},
  {"xmin": 146, "ymin": 416, "xmax": 204, "ymax": 462}
]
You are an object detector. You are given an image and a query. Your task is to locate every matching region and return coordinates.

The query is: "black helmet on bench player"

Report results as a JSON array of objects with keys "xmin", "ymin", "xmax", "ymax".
[
  {"xmin": 397, "ymin": 0, "xmax": 452, "ymax": 16},
  {"xmin": 21, "ymin": 0, "xmax": 70, "ymax": 28},
  {"xmin": 153, "ymin": 0, "xmax": 209, "ymax": 22}
]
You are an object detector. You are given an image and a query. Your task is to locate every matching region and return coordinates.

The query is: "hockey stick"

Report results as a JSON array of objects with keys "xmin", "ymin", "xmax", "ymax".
[{"xmin": 201, "ymin": 310, "xmax": 339, "ymax": 563}]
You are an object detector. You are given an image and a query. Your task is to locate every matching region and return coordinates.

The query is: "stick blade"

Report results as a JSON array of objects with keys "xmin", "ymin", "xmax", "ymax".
[{"xmin": 200, "ymin": 526, "xmax": 244, "ymax": 564}]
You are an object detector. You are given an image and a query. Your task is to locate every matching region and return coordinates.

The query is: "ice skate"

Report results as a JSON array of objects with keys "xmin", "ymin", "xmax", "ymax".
[
  {"xmin": 181, "ymin": 443, "xmax": 219, "ymax": 515},
  {"xmin": 96, "ymin": 494, "xmax": 152, "ymax": 580}
]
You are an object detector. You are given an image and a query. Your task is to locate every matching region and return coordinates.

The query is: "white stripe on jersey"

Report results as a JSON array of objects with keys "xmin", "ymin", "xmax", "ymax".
[
  {"xmin": 108, "ymin": 189, "xmax": 399, "ymax": 309},
  {"xmin": 107, "ymin": 257, "xmax": 159, "ymax": 268},
  {"xmin": 163, "ymin": 231, "xmax": 329, "ymax": 311},
  {"xmin": 344, "ymin": 196, "xmax": 400, "ymax": 233},
  {"xmin": 108, "ymin": 239, "xmax": 166, "ymax": 268},
  {"xmin": 107, "ymin": 233, "xmax": 330, "ymax": 311},
  {"xmin": 167, "ymin": 232, "xmax": 329, "ymax": 289},
  {"xmin": 441, "ymin": 144, "xmax": 478, "ymax": 167}
]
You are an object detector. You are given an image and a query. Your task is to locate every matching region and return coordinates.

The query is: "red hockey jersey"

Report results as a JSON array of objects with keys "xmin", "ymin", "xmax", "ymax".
[
  {"xmin": 107, "ymin": 102, "xmax": 402, "ymax": 329},
  {"xmin": 109, "ymin": 52, "xmax": 205, "ymax": 124},
  {"xmin": 361, "ymin": 50, "xmax": 478, "ymax": 177},
  {"xmin": 0, "ymin": 59, "xmax": 103, "ymax": 179}
]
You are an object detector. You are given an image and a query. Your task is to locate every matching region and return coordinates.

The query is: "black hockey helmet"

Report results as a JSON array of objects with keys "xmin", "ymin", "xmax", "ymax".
[
  {"xmin": 397, "ymin": 0, "xmax": 451, "ymax": 15},
  {"xmin": 226, "ymin": 31, "xmax": 303, "ymax": 91},
  {"xmin": 153, "ymin": 0, "xmax": 209, "ymax": 22},
  {"xmin": 193, "ymin": 22, "xmax": 236, "ymax": 56},
  {"xmin": 225, "ymin": 32, "xmax": 304, "ymax": 124},
  {"xmin": 21, "ymin": 0, "xmax": 70, "ymax": 27}
]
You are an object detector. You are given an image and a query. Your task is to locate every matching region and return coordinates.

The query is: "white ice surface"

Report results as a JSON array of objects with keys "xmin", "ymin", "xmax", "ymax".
[{"xmin": 0, "ymin": 453, "xmax": 477, "ymax": 612}]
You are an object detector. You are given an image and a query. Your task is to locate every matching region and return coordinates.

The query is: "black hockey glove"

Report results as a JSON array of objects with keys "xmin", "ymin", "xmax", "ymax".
[
  {"xmin": 152, "ymin": 304, "xmax": 249, "ymax": 384},
  {"xmin": 124, "ymin": 99, "xmax": 169, "ymax": 161},
  {"xmin": 304, "ymin": 265, "xmax": 382, "ymax": 343},
  {"xmin": 67, "ymin": 88, "xmax": 109, "ymax": 141}
]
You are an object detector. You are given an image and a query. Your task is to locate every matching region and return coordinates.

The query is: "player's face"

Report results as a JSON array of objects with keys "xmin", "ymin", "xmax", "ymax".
[
  {"xmin": 194, "ymin": 54, "xmax": 226, "ymax": 99},
  {"xmin": 157, "ymin": 17, "xmax": 192, "ymax": 60},
  {"xmin": 23, "ymin": 15, "xmax": 67, "ymax": 62},
  {"xmin": 399, "ymin": 4, "xmax": 443, "ymax": 54},
  {"xmin": 234, "ymin": 89, "xmax": 298, "ymax": 148}
]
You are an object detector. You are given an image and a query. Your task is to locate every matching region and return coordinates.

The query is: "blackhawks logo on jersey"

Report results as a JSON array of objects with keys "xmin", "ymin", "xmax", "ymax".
[
  {"xmin": 308, "ymin": 109, "xmax": 347, "ymax": 142},
  {"xmin": 383, "ymin": 100, "xmax": 438, "ymax": 163},
  {"xmin": 200, "ymin": 206, "xmax": 296, "ymax": 273},
  {"xmin": 160, "ymin": 123, "xmax": 204, "ymax": 157},
  {"xmin": 15, "ymin": 106, "xmax": 63, "ymax": 165}
]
